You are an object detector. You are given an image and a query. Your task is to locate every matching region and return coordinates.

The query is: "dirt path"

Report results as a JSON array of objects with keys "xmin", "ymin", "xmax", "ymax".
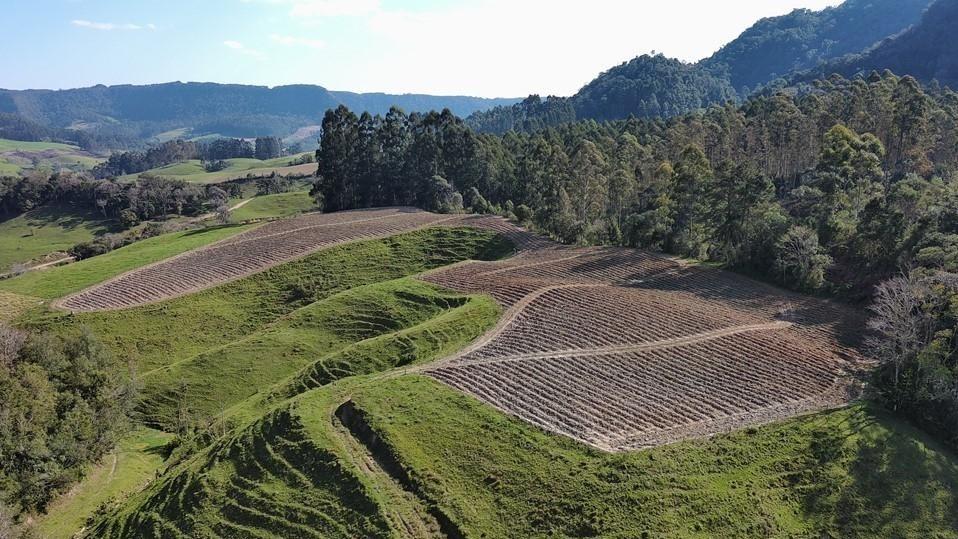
[
  {"xmin": 29, "ymin": 255, "xmax": 76, "ymax": 271},
  {"xmin": 328, "ymin": 403, "xmax": 445, "ymax": 539},
  {"xmin": 440, "ymin": 321, "xmax": 793, "ymax": 369},
  {"xmin": 421, "ymin": 283, "xmax": 609, "ymax": 372}
]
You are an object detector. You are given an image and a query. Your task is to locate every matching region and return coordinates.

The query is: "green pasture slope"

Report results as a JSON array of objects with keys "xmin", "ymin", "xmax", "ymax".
[
  {"xmin": 11, "ymin": 216, "xmax": 955, "ymax": 538},
  {"xmin": 0, "ymin": 138, "xmax": 102, "ymax": 173},
  {"xmin": 230, "ymin": 190, "xmax": 316, "ymax": 221},
  {"xmin": 119, "ymin": 153, "xmax": 316, "ymax": 184},
  {"xmin": 35, "ymin": 428, "xmax": 173, "ymax": 539},
  {"xmin": 0, "ymin": 223, "xmax": 255, "ymax": 300},
  {"xmin": 0, "ymin": 203, "xmax": 115, "ymax": 271}
]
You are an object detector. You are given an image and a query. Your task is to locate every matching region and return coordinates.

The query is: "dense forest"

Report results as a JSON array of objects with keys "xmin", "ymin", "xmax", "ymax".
[
  {"xmin": 313, "ymin": 72, "xmax": 958, "ymax": 447},
  {"xmin": 468, "ymin": 0, "xmax": 935, "ymax": 134},
  {"xmin": 702, "ymin": 0, "xmax": 932, "ymax": 92}
]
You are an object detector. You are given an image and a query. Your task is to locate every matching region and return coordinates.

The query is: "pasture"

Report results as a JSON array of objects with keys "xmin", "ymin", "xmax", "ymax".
[
  {"xmin": 0, "ymin": 138, "xmax": 103, "ymax": 173},
  {"xmin": 0, "ymin": 203, "xmax": 114, "ymax": 271},
  {"xmin": 118, "ymin": 154, "xmax": 316, "ymax": 184}
]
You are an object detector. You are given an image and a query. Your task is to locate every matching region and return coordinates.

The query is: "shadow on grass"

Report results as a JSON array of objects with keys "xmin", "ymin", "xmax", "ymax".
[
  {"xmin": 801, "ymin": 406, "xmax": 958, "ymax": 536},
  {"xmin": 22, "ymin": 204, "xmax": 120, "ymax": 234}
]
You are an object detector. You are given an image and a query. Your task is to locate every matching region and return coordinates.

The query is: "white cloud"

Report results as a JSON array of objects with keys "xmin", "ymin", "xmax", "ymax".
[
  {"xmin": 223, "ymin": 40, "xmax": 266, "ymax": 59},
  {"xmin": 71, "ymin": 19, "xmax": 156, "ymax": 31},
  {"xmin": 270, "ymin": 34, "xmax": 325, "ymax": 49}
]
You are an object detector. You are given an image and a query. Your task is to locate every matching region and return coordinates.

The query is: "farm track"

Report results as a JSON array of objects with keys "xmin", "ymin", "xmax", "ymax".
[{"xmin": 330, "ymin": 404, "xmax": 443, "ymax": 539}]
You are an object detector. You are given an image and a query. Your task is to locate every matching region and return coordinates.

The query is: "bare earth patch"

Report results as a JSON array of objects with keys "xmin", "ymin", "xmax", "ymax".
[{"xmin": 420, "ymin": 217, "xmax": 870, "ymax": 451}]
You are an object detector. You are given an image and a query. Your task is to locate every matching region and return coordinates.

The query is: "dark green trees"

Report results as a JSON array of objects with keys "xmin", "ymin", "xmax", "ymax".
[
  {"xmin": 254, "ymin": 136, "xmax": 282, "ymax": 160},
  {"xmin": 0, "ymin": 326, "xmax": 136, "ymax": 514}
]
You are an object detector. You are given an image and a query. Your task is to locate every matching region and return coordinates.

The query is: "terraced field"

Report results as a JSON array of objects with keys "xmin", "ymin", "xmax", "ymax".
[
  {"xmin": 421, "ymin": 221, "xmax": 869, "ymax": 451},
  {"xmin": 32, "ymin": 206, "xmax": 953, "ymax": 538},
  {"xmin": 48, "ymin": 206, "xmax": 869, "ymax": 451},
  {"xmin": 56, "ymin": 208, "xmax": 461, "ymax": 311}
]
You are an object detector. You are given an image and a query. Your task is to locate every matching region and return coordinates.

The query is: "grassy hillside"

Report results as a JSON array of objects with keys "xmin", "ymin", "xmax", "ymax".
[
  {"xmin": 35, "ymin": 428, "xmax": 173, "ymax": 539},
  {"xmin": 352, "ymin": 377, "xmax": 958, "ymax": 538},
  {"xmin": 0, "ymin": 223, "xmax": 255, "ymax": 299},
  {"xmin": 138, "ymin": 278, "xmax": 498, "ymax": 429},
  {"xmin": 91, "ymin": 293, "xmax": 503, "ymax": 538},
  {"xmin": 119, "ymin": 154, "xmax": 315, "ymax": 184},
  {"xmin": 0, "ymin": 138, "xmax": 103, "ymax": 174},
  {"xmin": 0, "ymin": 290, "xmax": 39, "ymax": 322},
  {"xmin": 93, "ymin": 372, "xmax": 958, "ymax": 539},
  {"xmin": 0, "ymin": 203, "xmax": 115, "ymax": 271},
  {"xmin": 14, "ymin": 218, "xmax": 952, "ymax": 538},
  {"xmin": 21, "ymin": 227, "xmax": 512, "ymax": 374},
  {"xmin": 230, "ymin": 191, "xmax": 316, "ymax": 221}
]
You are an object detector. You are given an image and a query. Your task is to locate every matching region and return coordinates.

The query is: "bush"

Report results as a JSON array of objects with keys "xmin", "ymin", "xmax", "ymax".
[
  {"xmin": 118, "ymin": 208, "xmax": 140, "ymax": 229},
  {"xmin": 0, "ymin": 327, "xmax": 136, "ymax": 514}
]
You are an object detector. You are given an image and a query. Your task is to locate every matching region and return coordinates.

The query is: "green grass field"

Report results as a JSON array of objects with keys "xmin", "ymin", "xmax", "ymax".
[
  {"xmin": 0, "ymin": 223, "xmax": 255, "ymax": 299},
  {"xmin": 35, "ymin": 428, "xmax": 173, "ymax": 539},
  {"xmin": 230, "ymin": 191, "xmax": 316, "ymax": 221},
  {"xmin": 0, "ymin": 139, "xmax": 80, "ymax": 152},
  {"xmin": 0, "ymin": 203, "xmax": 115, "ymax": 271},
  {"xmin": 0, "ymin": 138, "xmax": 103, "ymax": 174},
  {"xmin": 93, "ymin": 370, "xmax": 958, "ymax": 538},
  {"xmin": 119, "ymin": 154, "xmax": 316, "ymax": 184}
]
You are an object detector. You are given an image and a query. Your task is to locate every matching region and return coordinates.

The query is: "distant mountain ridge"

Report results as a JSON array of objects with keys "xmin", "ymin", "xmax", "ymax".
[
  {"xmin": 795, "ymin": 0, "xmax": 958, "ymax": 89},
  {"xmin": 0, "ymin": 82, "xmax": 519, "ymax": 144},
  {"xmin": 702, "ymin": 0, "xmax": 932, "ymax": 93},
  {"xmin": 468, "ymin": 0, "xmax": 934, "ymax": 133}
]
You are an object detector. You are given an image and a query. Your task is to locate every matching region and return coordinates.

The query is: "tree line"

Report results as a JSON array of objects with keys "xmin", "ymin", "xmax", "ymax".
[
  {"xmin": 312, "ymin": 72, "xmax": 958, "ymax": 448},
  {"xmin": 0, "ymin": 170, "xmax": 244, "ymax": 229},
  {"xmin": 92, "ymin": 136, "xmax": 284, "ymax": 179}
]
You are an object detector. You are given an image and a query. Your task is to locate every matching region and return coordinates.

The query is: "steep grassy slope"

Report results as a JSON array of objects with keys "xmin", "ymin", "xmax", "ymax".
[
  {"xmin": 90, "ymin": 292, "xmax": 502, "ymax": 538},
  {"xmin": 0, "ymin": 223, "xmax": 255, "ymax": 299},
  {"xmin": 36, "ymin": 428, "xmax": 173, "ymax": 539},
  {"xmin": 94, "ymin": 371, "xmax": 958, "ymax": 539},
  {"xmin": 139, "ymin": 278, "xmax": 498, "ymax": 429},
  {"xmin": 21, "ymin": 227, "xmax": 512, "ymax": 374},
  {"xmin": 349, "ymin": 377, "xmax": 958, "ymax": 538},
  {"xmin": 0, "ymin": 203, "xmax": 115, "ymax": 271}
]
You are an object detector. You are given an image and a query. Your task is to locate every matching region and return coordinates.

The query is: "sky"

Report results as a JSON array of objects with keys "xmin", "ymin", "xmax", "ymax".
[{"xmin": 1, "ymin": 0, "xmax": 842, "ymax": 98}]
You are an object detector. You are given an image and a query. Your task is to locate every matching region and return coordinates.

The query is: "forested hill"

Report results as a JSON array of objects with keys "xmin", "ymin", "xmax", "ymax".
[
  {"xmin": 0, "ymin": 82, "xmax": 518, "ymax": 143},
  {"xmin": 797, "ymin": 0, "xmax": 958, "ymax": 89},
  {"xmin": 701, "ymin": 0, "xmax": 931, "ymax": 93},
  {"xmin": 468, "ymin": 0, "xmax": 933, "ymax": 133}
]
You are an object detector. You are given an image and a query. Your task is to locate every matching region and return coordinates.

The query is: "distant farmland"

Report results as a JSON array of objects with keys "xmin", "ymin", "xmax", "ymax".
[
  {"xmin": 0, "ymin": 138, "xmax": 103, "ymax": 174},
  {"xmin": 118, "ymin": 154, "xmax": 316, "ymax": 184}
]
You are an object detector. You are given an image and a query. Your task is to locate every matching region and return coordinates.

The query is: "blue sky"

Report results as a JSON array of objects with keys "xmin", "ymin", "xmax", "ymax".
[{"xmin": 1, "ymin": 0, "xmax": 841, "ymax": 97}]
